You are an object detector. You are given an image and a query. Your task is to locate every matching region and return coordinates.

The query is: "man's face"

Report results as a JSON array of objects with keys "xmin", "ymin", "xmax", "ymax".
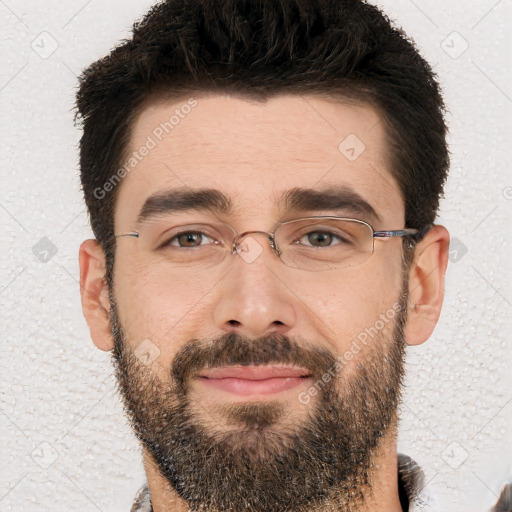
[{"xmin": 110, "ymin": 94, "xmax": 410, "ymax": 511}]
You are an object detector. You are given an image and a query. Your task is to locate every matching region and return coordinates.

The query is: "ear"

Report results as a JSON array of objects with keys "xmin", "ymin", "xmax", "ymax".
[
  {"xmin": 79, "ymin": 239, "xmax": 114, "ymax": 351},
  {"xmin": 404, "ymin": 225, "xmax": 450, "ymax": 346}
]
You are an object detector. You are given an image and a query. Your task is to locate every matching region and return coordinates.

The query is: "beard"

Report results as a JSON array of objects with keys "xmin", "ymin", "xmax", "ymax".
[{"xmin": 109, "ymin": 286, "xmax": 408, "ymax": 512}]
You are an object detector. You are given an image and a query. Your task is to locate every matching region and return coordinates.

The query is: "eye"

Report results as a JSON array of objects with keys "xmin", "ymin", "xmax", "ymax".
[
  {"xmin": 161, "ymin": 230, "xmax": 217, "ymax": 249},
  {"xmin": 296, "ymin": 230, "xmax": 351, "ymax": 248}
]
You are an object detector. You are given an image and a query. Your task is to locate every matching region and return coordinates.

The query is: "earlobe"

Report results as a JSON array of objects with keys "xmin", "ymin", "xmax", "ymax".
[
  {"xmin": 79, "ymin": 239, "xmax": 114, "ymax": 352},
  {"xmin": 404, "ymin": 225, "xmax": 450, "ymax": 346}
]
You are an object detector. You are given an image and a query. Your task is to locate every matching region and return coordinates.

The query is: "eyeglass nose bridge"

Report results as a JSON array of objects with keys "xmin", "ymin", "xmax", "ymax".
[{"xmin": 230, "ymin": 229, "xmax": 281, "ymax": 259}]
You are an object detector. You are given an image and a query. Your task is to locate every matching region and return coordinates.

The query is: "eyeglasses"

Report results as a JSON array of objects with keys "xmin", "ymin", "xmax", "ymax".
[{"xmin": 115, "ymin": 216, "xmax": 430, "ymax": 272}]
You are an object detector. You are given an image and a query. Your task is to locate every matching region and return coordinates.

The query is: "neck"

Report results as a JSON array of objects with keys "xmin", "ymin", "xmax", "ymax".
[{"xmin": 142, "ymin": 424, "xmax": 403, "ymax": 512}]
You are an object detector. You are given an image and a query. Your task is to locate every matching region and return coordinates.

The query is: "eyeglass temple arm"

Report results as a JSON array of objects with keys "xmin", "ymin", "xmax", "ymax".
[{"xmin": 373, "ymin": 225, "xmax": 432, "ymax": 241}]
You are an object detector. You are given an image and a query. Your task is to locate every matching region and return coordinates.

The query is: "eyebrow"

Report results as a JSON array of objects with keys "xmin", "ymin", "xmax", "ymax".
[{"xmin": 135, "ymin": 185, "xmax": 382, "ymax": 227}]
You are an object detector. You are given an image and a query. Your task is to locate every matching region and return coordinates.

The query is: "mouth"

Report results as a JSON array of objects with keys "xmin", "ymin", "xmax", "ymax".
[{"xmin": 195, "ymin": 365, "xmax": 313, "ymax": 397}]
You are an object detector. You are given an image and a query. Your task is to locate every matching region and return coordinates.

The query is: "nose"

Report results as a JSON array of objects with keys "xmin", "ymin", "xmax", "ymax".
[{"xmin": 212, "ymin": 231, "xmax": 297, "ymax": 340}]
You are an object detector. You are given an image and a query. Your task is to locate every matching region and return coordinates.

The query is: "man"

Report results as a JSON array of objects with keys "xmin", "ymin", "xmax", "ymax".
[{"xmin": 76, "ymin": 1, "xmax": 457, "ymax": 510}]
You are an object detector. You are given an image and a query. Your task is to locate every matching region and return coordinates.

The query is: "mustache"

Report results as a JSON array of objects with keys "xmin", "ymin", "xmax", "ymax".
[{"xmin": 171, "ymin": 332, "xmax": 338, "ymax": 389}]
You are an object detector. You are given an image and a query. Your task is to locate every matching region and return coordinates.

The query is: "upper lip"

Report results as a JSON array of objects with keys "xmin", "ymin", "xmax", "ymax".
[{"xmin": 198, "ymin": 365, "xmax": 312, "ymax": 380}]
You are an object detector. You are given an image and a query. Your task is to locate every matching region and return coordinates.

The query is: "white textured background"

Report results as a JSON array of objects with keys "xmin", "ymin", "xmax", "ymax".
[{"xmin": 1, "ymin": 1, "xmax": 511, "ymax": 511}]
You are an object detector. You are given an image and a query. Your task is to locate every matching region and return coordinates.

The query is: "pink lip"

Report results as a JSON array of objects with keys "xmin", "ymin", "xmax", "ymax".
[
  {"xmin": 199, "ymin": 365, "xmax": 311, "ymax": 380},
  {"xmin": 196, "ymin": 365, "xmax": 312, "ymax": 397}
]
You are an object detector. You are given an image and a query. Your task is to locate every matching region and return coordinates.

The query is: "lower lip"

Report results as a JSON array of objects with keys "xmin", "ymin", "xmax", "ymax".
[{"xmin": 197, "ymin": 376, "xmax": 310, "ymax": 396}]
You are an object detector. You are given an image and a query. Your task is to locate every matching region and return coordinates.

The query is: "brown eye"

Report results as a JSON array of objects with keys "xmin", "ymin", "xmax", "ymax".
[
  {"xmin": 160, "ymin": 230, "xmax": 217, "ymax": 249},
  {"xmin": 297, "ymin": 230, "xmax": 350, "ymax": 248}
]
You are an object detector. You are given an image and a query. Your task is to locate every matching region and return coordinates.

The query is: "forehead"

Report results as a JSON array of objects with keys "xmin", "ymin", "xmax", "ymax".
[{"xmin": 114, "ymin": 93, "xmax": 405, "ymax": 230}]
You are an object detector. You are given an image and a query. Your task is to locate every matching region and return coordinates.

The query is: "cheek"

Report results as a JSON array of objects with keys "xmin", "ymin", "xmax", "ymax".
[
  {"xmin": 113, "ymin": 261, "xmax": 206, "ymax": 367},
  {"xmin": 307, "ymin": 249, "xmax": 403, "ymax": 346},
  {"xmin": 115, "ymin": 254, "xmax": 205, "ymax": 317}
]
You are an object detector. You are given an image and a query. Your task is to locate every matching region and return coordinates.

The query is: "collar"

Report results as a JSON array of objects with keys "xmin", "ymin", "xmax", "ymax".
[
  {"xmin": 131, "ymin": 453, "xmax": 438, "ymax": 512},
  {"xmin": 397, "ymin": 454, "xmax": 436, "ymax": 511}
]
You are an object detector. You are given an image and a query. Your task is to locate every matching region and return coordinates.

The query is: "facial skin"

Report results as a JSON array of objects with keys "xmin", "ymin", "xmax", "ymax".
[{"xmin": 79, "ymin": 93, "xmax": 450, "ymax": 512}]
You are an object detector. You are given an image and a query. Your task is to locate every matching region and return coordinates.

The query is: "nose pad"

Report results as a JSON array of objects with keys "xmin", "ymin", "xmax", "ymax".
[{"xmin": 232, "ymin": 231, "xmax": 279, "ymax": 265}]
